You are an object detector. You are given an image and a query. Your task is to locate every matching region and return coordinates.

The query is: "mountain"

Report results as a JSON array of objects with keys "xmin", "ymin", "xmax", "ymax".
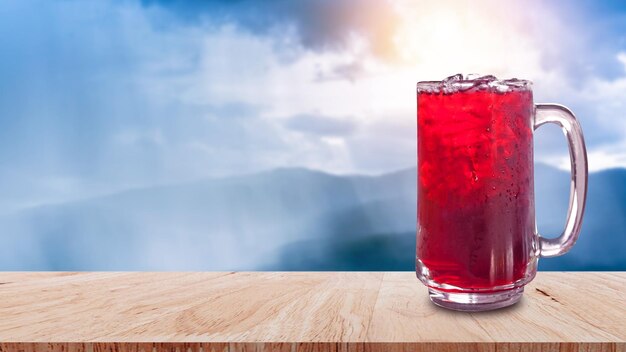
[
  {"xmin": 0, "ymin": 167, "xmax": 416, "ymax": 270},
  {"xmin": 534, "ymin": 165, "xmax": 626, "ymax": 270},
  {"xmin": 0, "ymin": 165, "xmax": 624, "ymax": 271}
]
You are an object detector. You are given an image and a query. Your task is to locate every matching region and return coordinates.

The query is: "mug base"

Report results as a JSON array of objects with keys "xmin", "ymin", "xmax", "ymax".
[{"xmin": 428, "ymin": 286, "xmax": 524, "ymax": 312}]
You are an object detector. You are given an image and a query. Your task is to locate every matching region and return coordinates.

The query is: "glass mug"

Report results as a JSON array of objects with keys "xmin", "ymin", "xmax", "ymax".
[{"xmin": 415, "ymin": 74, "xmax": 588, "ymax": 311}]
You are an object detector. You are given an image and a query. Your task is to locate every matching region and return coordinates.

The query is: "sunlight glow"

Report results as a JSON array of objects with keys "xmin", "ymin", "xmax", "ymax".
[{"xmin": 389, "ymin": 0, "xmax": 543, "ymax": 80}]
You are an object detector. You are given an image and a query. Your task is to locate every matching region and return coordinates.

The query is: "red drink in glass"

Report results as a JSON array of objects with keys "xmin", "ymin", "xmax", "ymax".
[
  {"xmin": 417, "ymin": 85, "xmax": 535, "ymax": 290},
  {"xmin": 415, "ymin": 74, "xmax": 588, "ymax": 311}
]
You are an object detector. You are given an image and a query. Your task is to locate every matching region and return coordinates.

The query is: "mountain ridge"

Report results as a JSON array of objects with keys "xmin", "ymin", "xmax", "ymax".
[
  {"xmin": 9, "ymin": 160, "xmax": 617, "ymax": 210},
  {"xmin": 0, "ymin": 164, "xmax": 624, "ymax": 271}
]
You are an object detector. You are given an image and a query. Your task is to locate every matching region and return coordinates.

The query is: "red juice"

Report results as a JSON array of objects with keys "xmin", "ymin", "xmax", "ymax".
[{"xmin": 417, "ymin": 86, "xmax": 537, "ymax": 291}]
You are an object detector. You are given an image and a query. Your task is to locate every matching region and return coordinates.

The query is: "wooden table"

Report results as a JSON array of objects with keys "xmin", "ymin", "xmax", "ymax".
[{"xmin": 0, "ymin": 272, "xmax": 624, "ymax": 351}]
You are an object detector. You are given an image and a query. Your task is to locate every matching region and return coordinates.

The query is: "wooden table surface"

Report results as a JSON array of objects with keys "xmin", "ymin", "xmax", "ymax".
[{"xmin": 0, "ymin": 272, "xmax": 624, "ymax": 352}]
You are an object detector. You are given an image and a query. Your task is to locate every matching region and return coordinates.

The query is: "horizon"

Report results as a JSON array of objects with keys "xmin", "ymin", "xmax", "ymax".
[{"xmin": 5, "ymin": 162, "xmax": 625, "ymax": 217}]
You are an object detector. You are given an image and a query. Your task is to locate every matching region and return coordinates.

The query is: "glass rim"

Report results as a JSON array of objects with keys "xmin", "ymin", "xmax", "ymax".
[{"xmin": 416, "ymin": 75, "xmax": 533, "ymax": 93}]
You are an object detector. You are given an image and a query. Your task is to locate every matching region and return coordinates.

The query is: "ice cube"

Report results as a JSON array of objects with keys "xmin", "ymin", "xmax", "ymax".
[
  {"xmin": 442, "ymin": 74, "xmax": 464, "ymax": 93},
  {"xmin": 487, "ymin": 79, "xmax": 510, "ymax": 93},
  {"xmin": 503, "ymin": 78, "xmax": 531, "ymax": 89},
  {"xmin": 443, "ymin": 74, "xmax": 464, "ymax": 83}
]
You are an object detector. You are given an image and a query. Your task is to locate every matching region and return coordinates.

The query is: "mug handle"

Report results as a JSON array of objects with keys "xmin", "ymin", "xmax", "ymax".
[{"xmin": 534, "ymin": 104, "xmax": 588, "ymax": 257}]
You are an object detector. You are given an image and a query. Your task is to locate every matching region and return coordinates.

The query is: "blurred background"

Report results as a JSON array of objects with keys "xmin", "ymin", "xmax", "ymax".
[{"xmin": 0, "ymin": 0, "xmax": 625, "ymax": 270}]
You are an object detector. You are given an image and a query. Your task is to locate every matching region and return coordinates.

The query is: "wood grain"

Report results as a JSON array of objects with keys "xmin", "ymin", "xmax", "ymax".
[
  {"xmin": 0, "ymin": 272, "xmax": 624, "ymax": 352},
  {"xmin": 368, "ymin": 272, "xmax": 626, "ymax": 343}
]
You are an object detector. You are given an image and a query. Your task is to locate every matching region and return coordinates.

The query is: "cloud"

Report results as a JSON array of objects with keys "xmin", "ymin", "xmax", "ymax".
[
  {"xmin": 140, "ymin": 0, "xmax": 399, "ymax": 60},
  {"xmin": 531, "ymin": 50, "xmax": 626, "ymax": 172},
  {"xmin": 0, "ymin": 1, "xmax": 296, "ymax": 211},
  {"xmin": 344, "ymin": 117, "xmax": 416, "ymax": 174},
  {"xmin": 284, "ymin": 114, "xmax": 356, "ymax": 137},
  {"xmin": 314, "ymin": 60, "xmax": 368, "ymax": 83},
  {"xmin": 141, "ymin": 0, "xmax": 626, "ymax": 83},
  {"xmin": 619, "ymin": 52, "xmax": 626, "ymax": 68}
]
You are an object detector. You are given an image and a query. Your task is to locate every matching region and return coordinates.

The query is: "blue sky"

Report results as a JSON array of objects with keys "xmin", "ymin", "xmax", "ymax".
[{"xmin": 1, "ymin": 0, "xmax": 626, "ymax": 213}]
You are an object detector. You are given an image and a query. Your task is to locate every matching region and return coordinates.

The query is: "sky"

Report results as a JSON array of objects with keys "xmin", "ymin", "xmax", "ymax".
[{"xmin": 1, "ymin": 0, "xmax": 626, "ymax": 213}]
